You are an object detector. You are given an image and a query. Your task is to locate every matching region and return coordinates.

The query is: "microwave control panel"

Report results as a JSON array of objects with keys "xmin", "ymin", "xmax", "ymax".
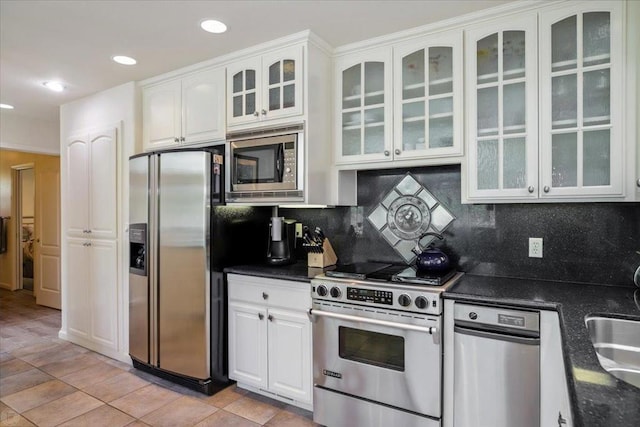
[{"xmin": 283, "ymin": 142, "xmax": 296, "ymax": 185}]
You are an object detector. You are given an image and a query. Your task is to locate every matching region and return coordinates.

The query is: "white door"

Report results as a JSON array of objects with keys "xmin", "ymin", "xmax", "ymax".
[
  {"xmin": 182, "ymin": 68, "xmax": 226, "ymax": 144},
  {"xmin": 142, "ymin": 80, "xmax": 182, "ymax": 151},
  {"xmin": 89, "ymin": 239, "xmax": 118, "ymax": 350},
  {"xmin": 35, "ymin": 163, "xmax": 61, "ymax": 310},
  {"xmin": 89, "ymin": 128, "xmax": 117, "ymax": 240},
  {"xmin": 65, "ymin": 134, "xmax": 88, "ymax": 236},
  {"xmin": 226, "ymin": 57, "xmax": 261, "ymax": 127},
  {"xmin": 261, "ymin": 46, "xmax": 304, "ymax": 121},
  {"xmin": 267, "ymin": 308, "xmax": 312, "ymax": 404},
  {"xmin": 66, "ymin": 238, "xmax": 90, "ymax": 338},
  {"xmin": 228, "ymin": 301, "xmax": 268, "ymax": 389}
]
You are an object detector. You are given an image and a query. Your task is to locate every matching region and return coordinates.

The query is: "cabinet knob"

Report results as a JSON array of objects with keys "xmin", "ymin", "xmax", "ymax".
[
  {"xmin": 258, "ymin": 313, "xmax": 264, "ymax": 320},
  {"xmin": 528, "ymin": 186, "xmax": 535, "ymax": 193},
  {"xmin": 384, "ymin": 150, "xmax": 390, "ymax": 156},
  {"xmin": 557, "ymin": 412, "xmax": 567, "ymax": 426},
  {"xmin": 87, "ymin": 230, "xmax": 92, "ymax": 234},
  {"xmin": 395, "ymin": 149, "xmax": 401, "ymax": 155},
  {"xmin": 262, "ymin": 292, "xmax": 268, "ymax": 300},
  {"xmin": 261, "ymin": 109, "xmax": 267, "ymax": 116},
  {"xmin": 268, "ymin": 314, "xmax": 274, "ymax": 322},
  {"xmin": 636, "ymin": 178, "xmax": 640, "ymax": 188},
  {"xmin": 253, "ymin": 111, "xmax": 259, "ymax": 117},
  {"xmin": 36, "ymin": 238, "xmax": 40, "ymax": 243},
  {"xmin": 180, "ymin": 136, "xmax": 185, "ymax": 142},
  {"xmin": 174, "ymin": 137, "xmax": 179, "ymax": 143},
  {"xmin": 543, "ymin": 186, "xmax": 550, "ymax": 193}
]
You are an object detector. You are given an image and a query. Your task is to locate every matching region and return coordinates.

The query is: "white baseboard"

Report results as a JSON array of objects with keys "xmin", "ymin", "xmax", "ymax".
[{"xmin": 59, "ymin": 330, "xmax": 131, "ymax": 364}]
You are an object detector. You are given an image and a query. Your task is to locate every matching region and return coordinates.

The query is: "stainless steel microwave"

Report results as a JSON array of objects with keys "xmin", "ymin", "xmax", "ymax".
[{"xmin": 226, "ymin": 124, "xmax": 304, "ymax": 203}]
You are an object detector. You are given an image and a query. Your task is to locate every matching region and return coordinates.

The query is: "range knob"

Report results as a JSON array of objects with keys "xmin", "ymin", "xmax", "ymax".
[
  {"xmin": 317, "ymin": 285, "xmax": 328, "ymax": 297},
  {"xmin": 330, "ymin": 287, "xmax": 342, "ymax": 298},
  {"xmin": 415, "ymin": 296, "xmax": 428, "ymax": 309},
  {"xmin": 398, "ymin": 294, "xmax": 412, "ymax": 307}
]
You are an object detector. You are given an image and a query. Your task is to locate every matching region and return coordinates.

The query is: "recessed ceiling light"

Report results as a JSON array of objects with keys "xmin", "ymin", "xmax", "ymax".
[
  {"xmin": 0, "ymin": 103, "xmax": 14, "ymax": 109},
  {"xmin": 43, "ymin": 81, "xmax": 65, "ymax": 92},
  {"xmin": 113, "ymin": 55, "xmax": 137, "ymax": 65},
  {"xmin": 200, "ymin": 19, "xmax": 227, "ymax": 34}
]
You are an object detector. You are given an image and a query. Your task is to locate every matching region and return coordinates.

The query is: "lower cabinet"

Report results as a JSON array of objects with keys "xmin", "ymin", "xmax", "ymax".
[
  {"xmin": 228, "ymin": 274, "xmax": 312, "ymax": 410},
  {"xmin": 65, "ymin": 238, "xmax": 118, "ymax": 353}
]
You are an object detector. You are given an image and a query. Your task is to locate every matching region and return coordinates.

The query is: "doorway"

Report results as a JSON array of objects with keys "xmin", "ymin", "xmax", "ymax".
[{"xmin": 13, "ymin": 165, "xmax": 35, "ymax": 293}]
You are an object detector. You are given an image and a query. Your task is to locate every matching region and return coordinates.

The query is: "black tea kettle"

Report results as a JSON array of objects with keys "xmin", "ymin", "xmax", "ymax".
[{"xmin": 412, "ymin": 231, "xmax": 450, "ymax": 273}]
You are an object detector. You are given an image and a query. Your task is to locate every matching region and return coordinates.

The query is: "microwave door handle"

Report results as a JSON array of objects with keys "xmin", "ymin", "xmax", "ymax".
[{"xmin": 276, "ymin": 144, "xmax": 284, "ymax": 182}]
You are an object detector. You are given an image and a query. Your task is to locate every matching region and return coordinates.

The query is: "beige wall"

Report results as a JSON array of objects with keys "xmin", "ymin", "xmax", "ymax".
[{"xmin": 0, "ymin": 149, "xmax": 60, "ymax": 289}]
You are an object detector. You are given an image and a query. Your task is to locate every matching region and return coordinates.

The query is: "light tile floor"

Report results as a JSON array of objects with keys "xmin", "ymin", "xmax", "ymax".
[{"xmin": 0, "ymin": 289, "xmax": 319, "ymax": 427}]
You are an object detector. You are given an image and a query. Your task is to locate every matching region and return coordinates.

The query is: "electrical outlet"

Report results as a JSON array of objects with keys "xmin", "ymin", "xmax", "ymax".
[
  {"xmin": 529, "ymin": 237, "xmax": 543, "ymax": 258},
  {"xmin": 295, "ymin": 222, "xmax": 303, "ymax": 238}
]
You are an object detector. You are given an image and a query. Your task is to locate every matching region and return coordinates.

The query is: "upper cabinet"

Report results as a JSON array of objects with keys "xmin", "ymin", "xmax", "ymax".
[
  {"xmin": 334, "ymin": 47, "xmax": 393, "ymax": 164},
  {"xmin": 464, "ymin": 1, "xmax": 630, "ymax": 203},
  {"xmin": 226, "ymin": 46, "xmax": 303, "ymax": 128},
  {"xmin": 539, "ymin": 1, "xmax": 624, "ymax": 199},
  {"xmin": 142, "ymin": 67, "xmax": 225, "ymax": 151},
  {"xmin": 334, "ymin": 29, "xmax": 463, "ymax": 168},
  {"xmin": 464, "ymin": 14, "xmax": 539, "ymax": 201}
]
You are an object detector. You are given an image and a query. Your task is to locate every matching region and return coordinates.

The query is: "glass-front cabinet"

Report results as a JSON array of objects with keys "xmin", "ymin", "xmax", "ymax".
[
  {"xmin": 227, "ymin": 46, "xmax": 303, "ymax": 127},
  {"xmin": 334, "ymin": 48, "xmax": 393, "ymax": 164},
  {"xmin": 539, "ymin": 1, "xmax": 623, "ymax": 198},
  {"xmin": 465, "ymin": 14, "xmax": 539, "ymax": 200},
  {"xmin": 393, "ymin": 31, "xmax": 463, "ymax": 161}
]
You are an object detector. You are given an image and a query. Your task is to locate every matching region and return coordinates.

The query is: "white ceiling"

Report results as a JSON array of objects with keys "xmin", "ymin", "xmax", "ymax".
[{"xmin": 0, "ymin": 0, "xmax": 512, "ymax": 123}]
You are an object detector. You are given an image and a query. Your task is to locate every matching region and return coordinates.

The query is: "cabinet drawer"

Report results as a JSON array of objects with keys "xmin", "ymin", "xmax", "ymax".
[{"xmin": 228, "ymin": 274, "xmax": 311, "ymax": 310}]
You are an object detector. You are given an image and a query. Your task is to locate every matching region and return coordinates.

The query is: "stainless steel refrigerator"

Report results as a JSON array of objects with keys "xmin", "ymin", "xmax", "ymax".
[{"xmin": 128, "ymin": 147, "xmax": 268, "ymax": 394}]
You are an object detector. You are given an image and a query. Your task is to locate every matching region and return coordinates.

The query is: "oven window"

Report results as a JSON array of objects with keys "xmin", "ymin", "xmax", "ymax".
[{"xmin": 338, "ymin": 326, "xmax": 405, "ymax": 371}]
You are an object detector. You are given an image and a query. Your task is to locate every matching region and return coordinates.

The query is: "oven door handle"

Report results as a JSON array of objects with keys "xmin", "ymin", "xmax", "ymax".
[{"xmin": 308, "ymin": 308, "xmax": 437, "ymax": 334}]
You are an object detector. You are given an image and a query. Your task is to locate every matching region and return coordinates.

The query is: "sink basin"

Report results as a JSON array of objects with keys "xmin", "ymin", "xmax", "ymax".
[{"xmin": 585, "ymin": 316, "xmax": 640, "ymax": 389}]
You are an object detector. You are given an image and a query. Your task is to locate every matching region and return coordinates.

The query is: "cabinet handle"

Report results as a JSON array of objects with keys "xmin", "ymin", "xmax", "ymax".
[
  {"xmin": 384, "ymin": 150, "xmax": 390, "ymax": 156},
  {"xmin": 543, "ymin": 186, "xmax": 550, "ymax": 193},
  {"xmin": 268, "ymin": 314, "xmax": 274, "ymax": 322},
  {"xmin": 261, "ymin": 109, "xmax": 267, "ymax": 116},
  {"xmin": 395, "ymin": 149, "xmax": 401, "ymax": 155},
  {"xmin": 258, "ymin": 313, "xmax": 264, "ymax": 320},
  {"xmin": 557, "ymin": 412, "xmax": 567, "ymax": 426},
  {"xmin": 262, "ymin": 292, "xmax": 268, "ymax": 300},
  {"xmin": 86, "ymin": 230, "xmax": 92, "ymax": 234},
  {"xmin": 253, "ymin": 111, "xmax": 259, "ymax": 117},
  {"xmin": 174, "ymin": 137, "xmax": 179, "ymax": 143},
  {"xmin": 180, "ymin": 136, "xmax": 185, "ymax": 142},
  {"xmin": 528, "ymin": 186, "xmax": 535, "ymax": 193}
]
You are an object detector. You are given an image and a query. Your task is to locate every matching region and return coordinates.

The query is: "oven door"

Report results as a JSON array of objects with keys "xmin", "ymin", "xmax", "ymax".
[
  {"xmin": 310, "ymin": 301, "xmax": 442, "ymax": 417},
  {"xmin": 230, "ymin": 133, "xmax": 297, "ymax": 192}
]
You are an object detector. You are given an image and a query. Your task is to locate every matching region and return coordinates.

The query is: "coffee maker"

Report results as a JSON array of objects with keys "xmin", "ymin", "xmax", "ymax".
[{"xmin": 267, "ymin": 216, "xmax": 296, "ymax": 266}]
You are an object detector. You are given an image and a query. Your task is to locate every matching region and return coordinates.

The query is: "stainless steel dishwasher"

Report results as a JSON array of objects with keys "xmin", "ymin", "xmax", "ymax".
[{"xmin": 453, "ymin": 303, "xmax": 540, "ymax": 427}]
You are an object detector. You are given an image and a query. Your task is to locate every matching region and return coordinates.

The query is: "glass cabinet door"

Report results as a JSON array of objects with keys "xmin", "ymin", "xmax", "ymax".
[
  {"xmin": 336, "ymin": 49, "xmax": 392, "ymax": 163},
  {"xmin": 540, "ymin": 3, "xmax": 622, "ymax": 197},
  {"xmin": 394, "ymin": 31, "xmax": 462, "ymax": 160},
  {"xmin": 262, "ymin": 46, "xmax": 303, "ymax": 120},
  {"xmin": 229, "ymin": 64, "xmax": 259, "ymax": 124},
  {"xmin": 465, "ymin": 14, "xmax": 538, "ymax": 200}
]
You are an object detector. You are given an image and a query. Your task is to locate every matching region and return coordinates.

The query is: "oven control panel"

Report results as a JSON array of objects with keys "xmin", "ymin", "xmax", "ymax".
[
  {"xmin": 311, "ymin": 278, "xmax": 445, "ymax": 314},
  {"xmin": 347, "ymin": 287, "xmax": 393, "ymax": 305}
]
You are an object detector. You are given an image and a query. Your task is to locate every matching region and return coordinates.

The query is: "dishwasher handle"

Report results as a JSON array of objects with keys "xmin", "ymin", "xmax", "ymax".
[{"xmin": 454, "ymin": 324, "xmax": 540, "ymax": 345}]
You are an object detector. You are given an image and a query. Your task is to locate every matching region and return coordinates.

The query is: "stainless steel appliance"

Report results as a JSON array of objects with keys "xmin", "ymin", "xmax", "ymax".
[
  {"xmin": 128, "ymin": 147, "xmax": 269, "ymax": 394},
  {"xmin": 310, "ymin": 264, "xmax": 462, "ymax": 427},
  {"xmin": 453, "ymin": 303, "xmax": 540, "ymax": 427},
  {"xmin": 226, "ymin": 124, "xmax": 304, "ymax": 203}
]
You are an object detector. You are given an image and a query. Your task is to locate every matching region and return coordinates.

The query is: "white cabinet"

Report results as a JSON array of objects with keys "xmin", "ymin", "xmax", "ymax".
[
  {"xmin": 334, "ymin": 30, "xmax": 463, "ymax": 168},
  {"xmin": 142, "ymin": 67, "xmax": 225, "ymax": 151},
  {"xmin": 65, "ymin": 128, "xmax": 117, "ymax": 239},
  {"xmin": 334, "ymin": 47, "xmax": 393, "ymax": 164},
  {"xmin": 464, "ymin": 1, "xmax": 628, "ymax": 203},
  {"xmin": 65, "ymin": 238, "xmax": 118, "ymax": 351},
  {"xmin": 539, "ymin": 1, "xmax": 624, "ymax": 199},
  {"xmin": 393, "ymin": 30, "xmax": 463, "ymax": 161},
  {"xmin": 464, "ymin": 13, "xmax": 539, "ymax": 202},
  {"xmin": 226, "ymin": 46, "xmax": 303, "ymax": 127},
  {"xmin": 227, "ymin": 274, "xmax": 312, "ymax": 410}
]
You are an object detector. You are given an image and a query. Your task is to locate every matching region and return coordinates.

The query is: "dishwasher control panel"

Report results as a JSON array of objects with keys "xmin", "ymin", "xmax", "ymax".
[{"xmin": 454, "ymin": 303, "xmax": 539, "ymax": 333}]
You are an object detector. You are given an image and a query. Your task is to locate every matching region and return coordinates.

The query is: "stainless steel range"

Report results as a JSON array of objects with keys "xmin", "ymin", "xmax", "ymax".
[{"xmin": 309, "ymin": 263, "xmax": 462, "ymax": 427}]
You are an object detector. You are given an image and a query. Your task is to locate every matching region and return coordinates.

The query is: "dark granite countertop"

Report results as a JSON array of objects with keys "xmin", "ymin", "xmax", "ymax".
[
  {"xmin": 224, "ymin": 261, "xmax": 333, "ymax": 283},
  {"xmin": 444, "ymin": 274, "xmax": 640, "ymax": 427}
]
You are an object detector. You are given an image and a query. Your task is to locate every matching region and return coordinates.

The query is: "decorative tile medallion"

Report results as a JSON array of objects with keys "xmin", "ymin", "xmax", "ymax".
[{"xmin": 367, "ymin": 173, "xmax": 456, "ymax": 263}]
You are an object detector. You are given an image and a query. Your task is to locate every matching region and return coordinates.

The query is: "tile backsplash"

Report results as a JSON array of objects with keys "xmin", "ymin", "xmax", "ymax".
[{"xmin": 283, "ymin": 165, "xmax": 640, "ymax": 288}]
